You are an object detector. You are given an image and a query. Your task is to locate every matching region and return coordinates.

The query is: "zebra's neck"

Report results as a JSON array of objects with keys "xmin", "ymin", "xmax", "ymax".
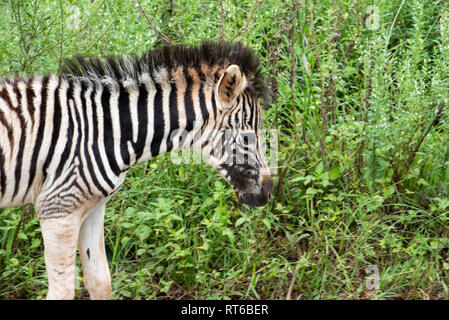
[
  {"xmin": 104, "ymin": 68, "xmax": 218, "ymax": 171},
  {"xmin": 0, "ymin": 71, "xmax": 219, "ymax": 207}
]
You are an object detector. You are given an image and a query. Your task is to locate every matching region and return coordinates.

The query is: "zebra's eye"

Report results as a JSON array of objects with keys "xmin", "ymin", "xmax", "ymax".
[{"xmin": 243, "ymin": 168, "xmax": 258, "ymax": 180}]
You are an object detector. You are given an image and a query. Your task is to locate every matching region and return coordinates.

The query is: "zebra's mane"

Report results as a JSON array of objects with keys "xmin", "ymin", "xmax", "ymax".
[{"xmin": 61, "ymin": 41, "xmax": 268, "ymax": 102}]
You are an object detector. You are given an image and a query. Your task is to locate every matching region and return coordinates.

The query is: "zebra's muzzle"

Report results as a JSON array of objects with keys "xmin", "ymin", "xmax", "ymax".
[{"xmin": 238, "ymin": 173, "xmax": 273, "ymax": 207}]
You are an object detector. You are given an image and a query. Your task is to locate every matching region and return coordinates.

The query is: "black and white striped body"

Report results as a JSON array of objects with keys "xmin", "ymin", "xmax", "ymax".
[{"xmin": 0, "ymin": 70, "xmax": 217, "ymax": 213}]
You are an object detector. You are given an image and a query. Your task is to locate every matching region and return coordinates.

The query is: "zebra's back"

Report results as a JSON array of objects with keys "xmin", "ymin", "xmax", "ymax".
[{"xmin": 0, "ymin": 75, "xmax": 121, "ymax": 211}]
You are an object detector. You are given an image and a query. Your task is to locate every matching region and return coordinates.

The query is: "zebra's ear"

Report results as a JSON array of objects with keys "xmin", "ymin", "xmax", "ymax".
[{"xmin": 217, "ymin": 64, "xmax": 247, "ymax": 108}]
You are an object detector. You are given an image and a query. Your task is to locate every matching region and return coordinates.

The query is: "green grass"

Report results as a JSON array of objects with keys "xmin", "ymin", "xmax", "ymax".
[{"xmin": 1, "ymin": 0, "xmax": 449, "ymax": 299}]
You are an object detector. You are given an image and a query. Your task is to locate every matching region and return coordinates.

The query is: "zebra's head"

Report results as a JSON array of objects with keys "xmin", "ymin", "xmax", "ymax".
[{"xmin": 202, "ymin": 64, "xmax": 273, "ymax": 207}]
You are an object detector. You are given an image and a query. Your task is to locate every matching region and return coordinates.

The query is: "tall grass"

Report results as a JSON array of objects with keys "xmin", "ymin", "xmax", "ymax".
[{"xmin": 1, "ymin": 0, "xmax": 449, "ymax": 299}]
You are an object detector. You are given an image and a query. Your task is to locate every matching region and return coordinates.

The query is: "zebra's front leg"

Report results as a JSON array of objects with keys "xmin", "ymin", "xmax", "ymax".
[
  {"xmin": 39, "ymin": 213, "xmax": 82, "ymax": 300},
  {"xmin": 78, "ymin": 203, "xmax": 111, "ymax": 300}
]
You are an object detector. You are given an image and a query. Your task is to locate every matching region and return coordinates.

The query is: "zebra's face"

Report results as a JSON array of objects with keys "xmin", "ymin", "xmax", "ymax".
[{"xmin": 205, "ymin": 64, "xmax": 273, "ymax": 207}]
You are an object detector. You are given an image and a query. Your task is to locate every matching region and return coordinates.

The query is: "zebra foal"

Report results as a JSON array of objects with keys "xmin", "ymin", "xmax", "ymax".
[{"xmin": 0, "ymin": 41, "xmax": 273, "ymax": 299}]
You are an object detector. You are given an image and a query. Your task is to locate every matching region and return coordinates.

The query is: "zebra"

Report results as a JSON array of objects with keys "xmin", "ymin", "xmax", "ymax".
[{"xmin": 0, "ymin": 41, "xmax": 273, "ymax": 299}]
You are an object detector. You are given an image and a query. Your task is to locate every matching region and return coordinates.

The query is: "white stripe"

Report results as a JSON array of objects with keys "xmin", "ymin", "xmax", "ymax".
[
  {"xmin": 109, "ymin": 86, "xmax": 125, "ymax": 169},
  {"xmin": 129, "ymin": 87, "xmax": 139, "ymax": 143},
  {"xmin": 138, "ymin": 72, "xmax": 156, "ymax": 162},
  {"xmin": 171, "ymin": 70, "xmax": 187, "ymax": 151},
  {"xmin": 127, "ymin": 86, "xmax": 139, "ymax": 165},
  {"xmin": 154, "ymin": 68, "xmax": 171, "ymax": 154},
  {"xmin": 189, "ymin": 71, "xmax": 204, "ymax": 152}
]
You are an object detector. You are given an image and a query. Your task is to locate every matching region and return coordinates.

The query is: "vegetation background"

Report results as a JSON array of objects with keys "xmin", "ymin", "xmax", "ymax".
[{"xmin": 0, "ymin": 0, "xmax": 449, "ymax": 299}]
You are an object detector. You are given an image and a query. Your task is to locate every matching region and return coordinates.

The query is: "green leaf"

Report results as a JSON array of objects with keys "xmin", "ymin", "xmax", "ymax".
[
  {"xmin": 262, "ymin": 218, "xmax": 271, "ymax": 230},
  {"xmin": 125, "ymin": 207, "xmax": 137, "ymax": 215},
  {"xmin": 343, "ymin": 66, "xmax": 357, "ymax": 77},
  {"xmin": 169, "ymin": 214, "xmax": 183, "ymax": 222},
  {"xmin": 315, "ymin": 162, "xmax": 324, "ymax": 176},
  {"xmin": 222, "ymin": 228, "xmax": 235, "ymax": 244},
  {"xmin": 303, "ymin": 175, "xmax": 314, "ymax": 185},
  {"xmin": 135, "ymin": 225, "xmax": 152, "ymax": 241},
  {"xmin": 329, "ymin": 166, "xmax": 341, "ymax": 180},
  {"xmin": 30, "ymin": 238, "xmax": 41, "ymax": 249},
  {"xmin": 17, "ymin": 232, "xmax": 27, "ymax": 240},
  {"xmin": 382, "ymin": 186, "xmax": 395, "ymax": 199},
  {"xmin": 120, "ymin": 236, "xmax": 130, "ymax": 246},
  {"xmin": 306, "ymin": 187, "xmax": 322, "ymax": 196},
  {"xmin": 320, "ymin": 172, "xmax": 330, "ymax": 187},
  {"xmin": 235, "ymin": 217, "xmax": 248, "ymax": 227},
  {"xmin": 417, "ymin": 178, "xmax": 429, "ymax": 186},
  {"xmin": 122, "ymin": 222, "xmax": 134, "ymax": 229}
]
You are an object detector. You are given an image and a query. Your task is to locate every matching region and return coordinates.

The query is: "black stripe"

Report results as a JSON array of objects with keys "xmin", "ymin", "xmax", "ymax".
[
  {"xmin": 91, "ymin": 86, "xmax": 115, "ymax": 189},
  {"xmin": 242, "ymin": 95, "xmax": 248, "ymax": 127},
  {"xmin": 184, "ymin": 73, "xmax": 195, "ymax": 133},
  {"xmin": 233, "ymin": 98, "xmax": 240, "ymax": 126},
  {"xmin": 118, "ymin": 84, "xmax": 131, "ymax": 165},
  {"xmin": 167, "ymin": 83, "xmax": 178, "ymax": 152},
  {"xmin": 199, "ymin": 82, "xmax": 209, "ymax": 121},
  {"xmin": 150, "ymin": 83, "xmax": 164, "ymax": 156},
  {"xmin": 247, "ymin": 95, "xmax": 255, "ymax": 129},
  {"xmin": 12, "ymin": 84, "xmax": 27, "ymax": 200},
  {"xmin": 0, "ymin": 147, "xmax": 5, "ymax": 197},
  {"xmin": 102, "ymin": 86, "xmax": 122, "ymax": 176},
  {"xmin": 211, "ymin": 89, "xmax": 217, "ymax": 119},
  {"xmin": 0, "ymin": 109, "xmax": 14, "ymax": 147},
  {"xmin": 254, "ymin": 98, "xmax": 259, "ymax": 131},
  {"xmin": 133, "ymin": 84, "xmax": 148, "ymax": 161},
  {"xmin": 0, "ymin": 86, "xmax": 14, "ymax": 109},
  {"xmin": 26, "ymin": 76, "xmax": 50, "ymax": 195},
  {"xmin": 0, "ymin": 87, "xmax": 15, "ymax": 148},
  {"xmin": 227, "ymin": 113, "xmax": 232, "ymax": 128},
  {"xmin": 26, "ymin": 78, "xmax": 36, "ymax": 128}
]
